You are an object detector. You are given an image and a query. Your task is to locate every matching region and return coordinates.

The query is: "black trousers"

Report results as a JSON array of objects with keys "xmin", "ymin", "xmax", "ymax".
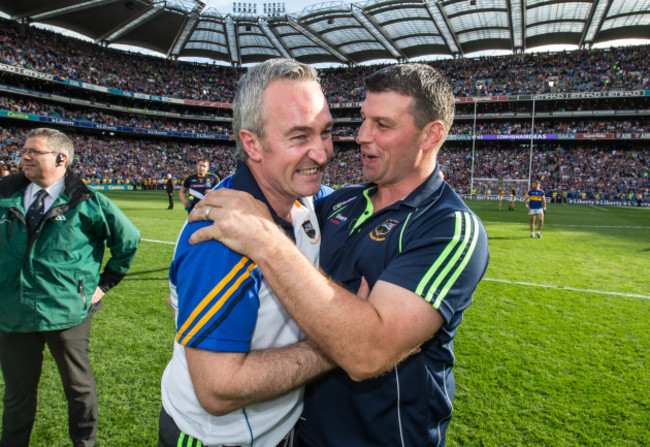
[
  {"xmin": 0, "ymin": 303, "xmax": 101, "ymax": 447},
  {"xmin": 167, "ymin": 191, "xmax": 174, "ymax": 209}
]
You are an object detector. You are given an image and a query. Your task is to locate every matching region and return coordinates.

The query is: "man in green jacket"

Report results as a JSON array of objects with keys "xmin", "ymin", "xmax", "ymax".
[{"xmin": 0, "ymin": 128, "xmax": 140, "ymax": 447}]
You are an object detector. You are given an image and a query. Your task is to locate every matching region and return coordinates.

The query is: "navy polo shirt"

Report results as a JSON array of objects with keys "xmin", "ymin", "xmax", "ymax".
[{"xmin": 300, "ymin": 165, "xmax": 489, "ymax": 447}]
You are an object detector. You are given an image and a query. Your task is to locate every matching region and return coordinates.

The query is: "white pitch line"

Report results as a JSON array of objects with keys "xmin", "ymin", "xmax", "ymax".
[
  {"xmin": 484, "ymin": 221, "xmax": 649, "ymax": 229},
  {"xmin": 141, "ymin": 239, "xmax": 649, "ymax": 300},
  {"xmin": 482, "ymin": 278, "xmax": 650, "ymax": 300},
  {"xmin": 588, "ymin": 205, "xmax": 609, "ymax": 212},
  {"xmin": 142, "ymin": 238, "xmax": 176, "ymax": 245},
  {"xmin": 550, "ymin": 224, "xmax": 648, "ymax": 229},
  {"xmin": 549, "ymin": 224, "xmax": 647, "ymax": 228}
]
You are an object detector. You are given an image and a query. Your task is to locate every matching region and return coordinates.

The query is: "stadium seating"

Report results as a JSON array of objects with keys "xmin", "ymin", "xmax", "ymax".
[{"xmin": 0, "ymin": 18, "xmax": 647, "ymax": 203}]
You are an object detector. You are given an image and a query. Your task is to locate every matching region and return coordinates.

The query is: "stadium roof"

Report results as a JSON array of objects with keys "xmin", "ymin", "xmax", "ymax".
[{"xmin": 1, "ymin": 0, "xmax": 648, "ymax": 66}]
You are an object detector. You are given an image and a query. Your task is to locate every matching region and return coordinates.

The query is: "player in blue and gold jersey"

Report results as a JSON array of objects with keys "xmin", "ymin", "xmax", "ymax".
[
  {"xmin": 525, "ymin": 181, "xmax": 547, "ymax": 238},
  {"xmin": 159, "ymin": 59, "xmax": 336, "ymax": 447}
]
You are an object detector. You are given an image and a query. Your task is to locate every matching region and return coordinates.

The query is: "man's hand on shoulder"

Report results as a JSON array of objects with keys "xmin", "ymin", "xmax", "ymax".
[{"xmin": 188, "ymin": 189, "xmax": 281, "ymax": 259}]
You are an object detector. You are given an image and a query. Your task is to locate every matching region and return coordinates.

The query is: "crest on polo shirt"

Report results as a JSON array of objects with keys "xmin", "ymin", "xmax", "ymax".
[
  {"xmin": 369, "ymin": 219, "xmax": 399, "ymax": 241},
  {"xmin": 302, "ymin": 219, "xmax": 317, "ymax": 239}
]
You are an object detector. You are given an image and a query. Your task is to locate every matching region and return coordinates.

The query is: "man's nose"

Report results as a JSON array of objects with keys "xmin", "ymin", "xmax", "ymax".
[
  {"xmin": 309, "ymin": 136, "xmax": 330, "ymax": 165},
  {"xmin": 355, "ymin": 121, "xmax": 370, "ymax": 144}
]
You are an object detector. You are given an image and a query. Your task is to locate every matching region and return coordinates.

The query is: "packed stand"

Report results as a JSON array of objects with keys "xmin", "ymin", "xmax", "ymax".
[
  {"xmin": 0, "ymin": 19, "xmax": 648, "ymax": 104},
  {"xmin": 3, "ymin": 126, "xmax": 647, "ymax": 202},
  {"xmin": 0, "ymin": 95, "xmax": 231, "ymax": 135},
  {"xmin": 438, "ymin": 144, "xmax": 649, "ymax": 202},
  {"xmin": 0, "ymin": 19, "xmax": 242, "ymax": 102},
  {"xmin": 3, "ymin": 94, "xmax": 647, "ymax": 139}
]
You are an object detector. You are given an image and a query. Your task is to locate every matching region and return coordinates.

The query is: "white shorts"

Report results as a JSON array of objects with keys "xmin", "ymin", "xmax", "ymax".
[{"xmin": 528, "ymin": 208, "xmax": 544, "ymax": 216}]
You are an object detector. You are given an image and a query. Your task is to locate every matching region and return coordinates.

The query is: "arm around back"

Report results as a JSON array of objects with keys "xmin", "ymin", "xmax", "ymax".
[
  {"xmin": 239, "ymin": 233, "xmax": 444, "ymax": 381},
  {"xmin": 186, "ymin": 341, "xmax": 334, "ymax": 416}
]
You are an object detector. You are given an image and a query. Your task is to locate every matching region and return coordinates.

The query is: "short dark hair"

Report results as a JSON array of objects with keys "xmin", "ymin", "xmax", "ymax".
[{"xmin": 364, "ymin": 64, "xmax": 455, "ymax": 133}]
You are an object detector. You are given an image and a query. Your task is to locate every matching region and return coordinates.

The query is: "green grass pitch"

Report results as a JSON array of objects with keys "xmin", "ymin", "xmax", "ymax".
[{"xmin": 1, "ymin": 190, "xmax": 648, "ymax": 446}]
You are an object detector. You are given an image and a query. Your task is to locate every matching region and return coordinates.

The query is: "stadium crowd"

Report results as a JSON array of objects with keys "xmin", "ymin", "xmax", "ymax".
[
  {"xmin": 439, "ymin": 144, "xmax": 649, "ymax": 202},
  {"xmin": 0, "ymin": 95, "xmax": 231, "ymax": 135},
  {"xmin": 0, "ymin": 19, "xmax": 242, "ymax": 102},
  {"xmin": 0, "ymin": 18, "xmax": 648, "ymax": 104},
  {"xmin": 0, "ymin": 126, "xmax": 234, "ymax": 188},
  {"xmin": 1, "ymin": 94, "xmax": 648, "ymax": 138},
  {"xmin": 1, "ymin": 126, "xmax": 647, "ymax": 202},
  {"xmin": 450, "ymin": 119, "xmax": 650, "ymax": 135},
  {"xmin": 0, "ymin": 18, "xmax": 648, "ymax": 204}
]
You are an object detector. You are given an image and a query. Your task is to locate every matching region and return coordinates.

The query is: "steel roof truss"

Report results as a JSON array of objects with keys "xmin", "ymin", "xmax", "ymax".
[
  {"xmin": 225, "ymin": 16, "xmax": 241, "ymax": 66},
  {"xmin": 31, "ymin": 0, "xmax": 118, "ymax": 21},
  {"xmin": 426, "ymin": 0, "xmax": 462, "ymax": 56},
  {"xmin": 508, "ymin": 0, "xmax": 525, "ymax": 51},
  {"xmin": 353, "ymin": 4, "xmax": 407, "ymax": 60},
  {"xmin": 260, "ymin": 20, "xmax": 293, "ymax": 59},
  {"xmin": 287, "ymin": 16, "xmax": 351, "ymax": 64},
  {"xmin": 169, "ymin": 10, "xmax": 201, "ymax": 57},
  {"xmin": 103, "ymin": 6, "xmax": 162, "ymax": 42}
]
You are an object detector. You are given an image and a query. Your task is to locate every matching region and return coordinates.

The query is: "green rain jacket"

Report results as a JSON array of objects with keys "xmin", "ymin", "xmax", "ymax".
[{"xmin": 0, "ymin": 171, "xmax": 140, "ymax": 332}]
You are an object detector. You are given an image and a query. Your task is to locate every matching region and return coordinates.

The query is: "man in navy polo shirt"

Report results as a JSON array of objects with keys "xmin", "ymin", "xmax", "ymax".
[{"xmin": 191, "ymin": 64, "xmax": 489, "ymax": 447}]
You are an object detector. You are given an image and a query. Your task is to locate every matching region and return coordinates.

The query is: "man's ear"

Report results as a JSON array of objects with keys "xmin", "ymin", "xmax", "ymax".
[
  {"xmin": 420, "ymin": 121, "xmax": 446, "ymax": 153},
  {"xmin": 239, "ymin": 129, "xmax": 264, "ymax": 162}
]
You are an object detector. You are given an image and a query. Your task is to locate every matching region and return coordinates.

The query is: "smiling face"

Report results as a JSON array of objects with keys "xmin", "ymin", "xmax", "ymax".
[
  {"xmin": 243, "ymin": 78, "xmax": 333, "ymax": 216},
  {"xmin": 355, "ymin": 90, "xmax": 430, "ymax": 188},
  {"xmin": 22, "ymin": 136, "xmax": 65, "ymax": 187}
]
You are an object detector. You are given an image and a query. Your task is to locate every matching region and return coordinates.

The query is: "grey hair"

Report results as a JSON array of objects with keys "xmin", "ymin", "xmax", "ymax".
[
  {"xmin": 232, "ymin": 58, "xmax": 320, "ymax": 161},
  {"xmin": 26, "ymin": 128, "xmax": 74, "ymax": 167},
  {"xmin": 364, "ymin": 64, "xmax": 455, "ymax": 137}
]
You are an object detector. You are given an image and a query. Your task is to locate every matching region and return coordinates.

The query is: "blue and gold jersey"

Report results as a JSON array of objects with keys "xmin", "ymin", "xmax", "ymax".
[
  {"xmin": 525, "ymin": 189, "xmax": 545, "ymax": 209},
  {"xmin": 171, "ymin": 233, "xmax": 261, "ymax": 351},
  {"xmin": 162, "ymin": 161, "xmax": 330, "ymax": 447},
  {"xmin": 171, "ymin": 161, "xmax": 327, "ymax": 353}
]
